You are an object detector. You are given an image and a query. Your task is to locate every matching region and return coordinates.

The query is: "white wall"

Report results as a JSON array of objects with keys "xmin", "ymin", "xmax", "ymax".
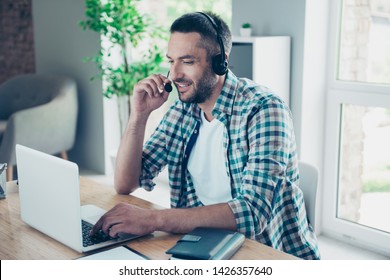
[
  {"xmin": 32, "ymin": 0, "xmax": 106, "ymax": 173},
  {"xmin": 300, "ymin": 0, "xmax": 330, "ymax": 233}
]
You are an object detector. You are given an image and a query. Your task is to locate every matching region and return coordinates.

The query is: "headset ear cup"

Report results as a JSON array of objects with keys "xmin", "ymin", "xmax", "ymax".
[{"xmin": 212, "ymin": 54, "xmax": 228, "ymax": 75}]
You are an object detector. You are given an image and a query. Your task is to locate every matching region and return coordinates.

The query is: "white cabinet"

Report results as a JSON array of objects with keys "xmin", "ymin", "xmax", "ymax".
[{"xmin": 229, "ymin": 36, "xmax": 291, "ymax": 105}]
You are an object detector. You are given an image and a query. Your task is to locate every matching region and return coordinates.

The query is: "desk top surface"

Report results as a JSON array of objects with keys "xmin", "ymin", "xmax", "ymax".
[{"xmin": 0, "ymin": 178, "xmax": 297, "ymax": 260}]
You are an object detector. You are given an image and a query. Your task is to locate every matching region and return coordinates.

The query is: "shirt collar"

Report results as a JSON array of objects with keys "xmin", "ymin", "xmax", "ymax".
[{"xmin": 212, "ymin": 69, "xmax": 238, "ymax": 119}]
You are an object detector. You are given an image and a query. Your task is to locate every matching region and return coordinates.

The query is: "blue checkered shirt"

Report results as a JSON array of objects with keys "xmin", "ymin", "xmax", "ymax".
[{"xmin": 140, "ymin": 70, "xmax": 320, "ymax": 259}]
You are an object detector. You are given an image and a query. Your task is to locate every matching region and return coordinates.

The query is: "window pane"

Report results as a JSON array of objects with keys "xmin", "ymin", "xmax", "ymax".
[
  {"xmin": 338, "ymin": 104, "xmax": 390, "ymax": 233},
  {"xmin": 143, "ymin": 0, "xmax": 232, "ymax": 30},
  {"xmin": 338, "ymin": 0, "xmax": 390, "ymax": 84}
]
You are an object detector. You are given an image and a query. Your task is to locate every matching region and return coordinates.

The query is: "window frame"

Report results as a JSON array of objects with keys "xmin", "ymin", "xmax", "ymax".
[{"xmin": 322, "ymin": 0, "xmax": 390, "ymax": 256}]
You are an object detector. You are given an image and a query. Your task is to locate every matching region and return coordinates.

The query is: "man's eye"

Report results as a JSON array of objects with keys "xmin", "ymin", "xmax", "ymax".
[
  {"xmin": 168, "ymin": 60, "xmax": 174, "ymax": 64},
  {"xmin": 183, "ymin": 61, "xmax": 194, "ymax": 65}
]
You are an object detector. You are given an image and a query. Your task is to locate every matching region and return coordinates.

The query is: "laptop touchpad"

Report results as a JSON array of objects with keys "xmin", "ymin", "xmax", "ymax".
[{"xmin": 81, "ymin": 204, "xmax": 106, "ymax": 224}]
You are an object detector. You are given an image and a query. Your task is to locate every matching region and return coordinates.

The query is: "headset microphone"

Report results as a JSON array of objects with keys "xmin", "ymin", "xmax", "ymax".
[
  {"xmin": 164, "ymin": 71, "xmax": 173, "ymax": 93},
  {"xmin": 164, "ymin": 83, "xmax": 172, "ymax": 93}
]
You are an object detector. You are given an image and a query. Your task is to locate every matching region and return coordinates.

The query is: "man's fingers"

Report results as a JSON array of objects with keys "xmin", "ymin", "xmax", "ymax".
[{"xmin": 90, "ymin": 217, "xmax": 104, "ymax": 236}]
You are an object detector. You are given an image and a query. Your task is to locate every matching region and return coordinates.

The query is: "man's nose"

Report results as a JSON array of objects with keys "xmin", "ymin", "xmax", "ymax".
[{"xmin": 169, "ymin": 64, "xmax": 184, "ymax": 81}]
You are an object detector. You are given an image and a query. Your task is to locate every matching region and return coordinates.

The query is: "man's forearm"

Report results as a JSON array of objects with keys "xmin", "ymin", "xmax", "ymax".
[
  {"xmin": 154, "ymin": 202, "xmax": 237, "ymax": 234},
  {"xmin": 114, "ymin": 114, "xmax": 149, "ymax": 194}
]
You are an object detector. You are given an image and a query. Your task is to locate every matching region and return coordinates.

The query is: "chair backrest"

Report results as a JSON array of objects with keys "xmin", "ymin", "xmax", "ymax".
[
  {"xmin": 0, "ymin": 74, "xmax": 65, "ymax": 120},
  {"xmin": 298, "ymin": 161, "xmax": 318, "ymax": 229},
  {"xmin": 0, "ymin": 74, "xmax": 78, "ymax": 166}
]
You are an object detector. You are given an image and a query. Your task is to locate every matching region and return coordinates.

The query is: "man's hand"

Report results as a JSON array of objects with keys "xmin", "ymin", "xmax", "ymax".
[
  {"xmin": 90, "ymin": 201, "xmax": 237, "ymax": 238},
  {"xmin": 131, "ymin": 74, "xmax": 171, "ymax": 118},
  {"xmin": 90, "ymin": 203, "xmax": 158, "ymax": 238}
]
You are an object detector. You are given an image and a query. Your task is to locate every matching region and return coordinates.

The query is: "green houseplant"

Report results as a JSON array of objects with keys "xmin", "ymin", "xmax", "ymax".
[
  {"xmin": 241, "ymin": 23, "xmax": 251, "ymax": 29},
  {"xmin": 80, "ymin": 0, "xmax": 165, "ymax": 133},
  {"xmin": 240, "ymin": 22, "xmax": 252, "ymax": 37}
]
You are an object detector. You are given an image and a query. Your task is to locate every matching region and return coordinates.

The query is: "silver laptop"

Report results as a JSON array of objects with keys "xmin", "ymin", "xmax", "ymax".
[{"xmin": 15, "ymin": 144, "xmax": 140, "ymax": 253}]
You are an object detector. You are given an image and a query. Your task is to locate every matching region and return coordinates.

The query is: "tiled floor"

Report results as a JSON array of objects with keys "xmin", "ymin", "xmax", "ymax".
[{"xmin": 82, "ymin": 170, "xmax": 390, "ymax": 260}]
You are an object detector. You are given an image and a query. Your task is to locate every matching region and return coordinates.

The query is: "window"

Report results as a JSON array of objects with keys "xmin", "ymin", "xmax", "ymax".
[
  {"xmin": 338, "ymin": 104, "xmax": 390, "ymax": 234},
  {"xmin": 142, "ymin": 0, "xmax": 232, "ymax": 30},
  {"xmin": 338, "ymin": 0, "xmax": 390, "ymax": 84},
  {"xmin": 324, "ymin": 0, "xmax": 390, "ymax": 256}
]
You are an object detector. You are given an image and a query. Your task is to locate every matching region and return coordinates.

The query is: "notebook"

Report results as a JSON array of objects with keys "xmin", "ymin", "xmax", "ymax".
[
  {"xmin": 166, "ymin": 227, "xmax": 245, "ymax": 260},
  {"xmin": 15, "ymin": 144, "xmax": 141, "ymax": 253}
]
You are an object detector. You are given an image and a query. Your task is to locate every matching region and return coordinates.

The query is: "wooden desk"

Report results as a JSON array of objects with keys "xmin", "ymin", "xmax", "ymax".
[{"xmin": 0, "ymin": 177, "xmax": 298, "ymax": 260}]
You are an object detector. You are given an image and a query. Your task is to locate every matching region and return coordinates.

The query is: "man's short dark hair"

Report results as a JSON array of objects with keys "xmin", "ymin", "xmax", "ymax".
[{"xmin": 170, "ymin": 12, "xmax": 232, "ymax": 58}]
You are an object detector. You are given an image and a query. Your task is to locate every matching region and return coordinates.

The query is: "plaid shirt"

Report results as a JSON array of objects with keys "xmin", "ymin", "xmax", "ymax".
[{"xmin": 140, "ymin": 70, "xmax": 320, "ymax": 259}]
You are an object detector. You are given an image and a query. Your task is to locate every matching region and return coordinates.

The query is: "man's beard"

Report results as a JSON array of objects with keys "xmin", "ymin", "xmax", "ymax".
[{"xmin": 175, "ymin": 67, "xmax": 218, "ymax": 104}]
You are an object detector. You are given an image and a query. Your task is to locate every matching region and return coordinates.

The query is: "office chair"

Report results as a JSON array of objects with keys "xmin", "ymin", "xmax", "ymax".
[
  {"xmin": 0, "ymin": 74, "xmax": 78, "ymax": 181},
  {"xmin": 298, "ymin": 161, "xmax": 318, "ymax": 229}
]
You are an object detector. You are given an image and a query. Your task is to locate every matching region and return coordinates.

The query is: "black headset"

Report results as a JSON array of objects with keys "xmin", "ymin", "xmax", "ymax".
[{"xmin": 197, "ymin": 12, "xmax": 228, "ymax": 76}]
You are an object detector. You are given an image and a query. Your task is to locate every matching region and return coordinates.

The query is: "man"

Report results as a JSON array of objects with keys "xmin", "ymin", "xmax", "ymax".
[{"xmin": 91, "ymin": 12, "xmax": 320, "ymax": 260}]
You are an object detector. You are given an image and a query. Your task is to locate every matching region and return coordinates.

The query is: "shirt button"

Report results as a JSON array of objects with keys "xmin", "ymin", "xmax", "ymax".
[{"xmin": 194, "ymin": 129, "xmax": 198, "ymax": 134}]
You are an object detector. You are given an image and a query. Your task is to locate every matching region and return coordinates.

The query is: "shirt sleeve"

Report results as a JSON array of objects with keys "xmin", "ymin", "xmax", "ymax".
[
  {"xmin": 139, "ymin": 117, "xmax": 168, "ymax": 191},
  {"xmin": 227, "ymin": 97, "xmax": 296, "ymax": 239}
]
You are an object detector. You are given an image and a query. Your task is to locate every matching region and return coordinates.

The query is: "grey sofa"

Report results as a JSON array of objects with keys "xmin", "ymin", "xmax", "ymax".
[{"xmin": 0, "ymin": 74, "xmax": 78, "ymax": 180}]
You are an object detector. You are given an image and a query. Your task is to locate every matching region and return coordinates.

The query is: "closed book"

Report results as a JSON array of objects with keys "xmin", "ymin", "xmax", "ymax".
[{"xmin": 166, "ymin": 227, "xmax": 245, "ymax": 260}]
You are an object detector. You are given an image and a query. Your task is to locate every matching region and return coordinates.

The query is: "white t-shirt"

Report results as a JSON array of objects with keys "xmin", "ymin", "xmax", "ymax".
[{"xmin": 187, "ymin": 111, "xmax": 232, "ymax": 205}]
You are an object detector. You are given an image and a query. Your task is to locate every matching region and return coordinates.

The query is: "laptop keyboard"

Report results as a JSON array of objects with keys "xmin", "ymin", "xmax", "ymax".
[{"xmin": 82, "ymin": 220, "xmax": 116, "ymax": 247}]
